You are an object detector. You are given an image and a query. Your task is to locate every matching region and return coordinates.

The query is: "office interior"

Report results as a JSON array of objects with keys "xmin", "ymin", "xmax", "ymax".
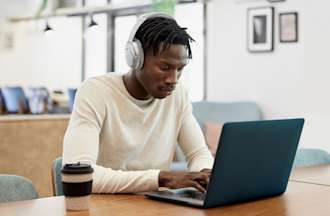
[{"xmin": 0, "ymin": 0, "xmax": 329, "ymax": 213}]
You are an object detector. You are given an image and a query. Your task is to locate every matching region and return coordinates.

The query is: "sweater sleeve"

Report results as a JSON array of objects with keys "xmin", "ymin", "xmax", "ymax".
[
  {"xmin": 177, "ymin": 85, "xmax": 214, "ymax": 171},
  {"xmin": 178, "ymin": 114, "xmax": 214, "ymax": 171},
  {"xmin": 62, "ymin": 79, "xmax": 160, "ymax": 193}
]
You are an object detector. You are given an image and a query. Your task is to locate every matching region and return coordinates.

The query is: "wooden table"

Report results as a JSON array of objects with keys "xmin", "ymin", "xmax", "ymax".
[
  {"xmin": 290, "ymin": 164, "xmax": 330, "ymax": 186},
  {"xmin": 0, "ymin": 181, "xmax": 329, "ymax": 216}
]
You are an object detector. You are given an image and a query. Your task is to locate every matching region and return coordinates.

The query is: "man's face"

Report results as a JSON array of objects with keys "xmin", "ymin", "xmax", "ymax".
[{"xmin": 136, "ymin": 44, "xmax": 189, "ymax": 99}]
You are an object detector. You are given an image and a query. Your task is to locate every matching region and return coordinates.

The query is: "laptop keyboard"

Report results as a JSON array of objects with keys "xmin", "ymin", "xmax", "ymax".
[
  {"xmin": 157, "ymin": 189, "xmax": 206, "ymax": 200},
  {"xmin": 178, "ymin": 190, "xmax": 206, "ymax": 200}
]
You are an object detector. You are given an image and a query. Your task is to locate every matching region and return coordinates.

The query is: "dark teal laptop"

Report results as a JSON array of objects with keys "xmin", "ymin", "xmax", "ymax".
[{"xmin": 144, "ymin": 118, "xmax": 305, "ymax": 208}]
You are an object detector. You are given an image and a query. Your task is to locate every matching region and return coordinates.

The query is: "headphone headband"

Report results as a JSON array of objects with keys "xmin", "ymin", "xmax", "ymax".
[
  {"xmin": 128, "ymin": 12, "xmax": 174, "ymax": 42},
  {"xmin": 125, "ymin": 12, "xmax": 174, "ymax": 70}
]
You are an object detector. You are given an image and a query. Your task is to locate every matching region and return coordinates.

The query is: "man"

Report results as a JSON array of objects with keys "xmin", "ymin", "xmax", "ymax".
[{"xmin": 62, "ymin": 12, "xmax": 214, "ymax": 194}]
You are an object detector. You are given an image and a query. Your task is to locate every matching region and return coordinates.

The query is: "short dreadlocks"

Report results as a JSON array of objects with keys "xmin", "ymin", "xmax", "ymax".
[{"xmin": 134, "ymin": 16, "xmax": 195, "ymax": 59}]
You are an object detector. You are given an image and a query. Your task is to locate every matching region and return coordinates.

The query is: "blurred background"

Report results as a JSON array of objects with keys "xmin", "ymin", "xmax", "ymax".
[{"xmin": 0, "ymin": 0, "xmax": 330, "ymax": 197}]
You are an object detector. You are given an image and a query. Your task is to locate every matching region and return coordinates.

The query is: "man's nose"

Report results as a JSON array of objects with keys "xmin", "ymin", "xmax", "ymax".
[{"xmin": 165, "ymin": 70, "xmax": 178, "ymax": 86}]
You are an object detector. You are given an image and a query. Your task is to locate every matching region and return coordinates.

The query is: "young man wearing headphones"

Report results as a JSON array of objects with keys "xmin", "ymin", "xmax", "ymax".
[{"xmin": 63, "ymin": 12, "xmax": 214, "ymax": 193}]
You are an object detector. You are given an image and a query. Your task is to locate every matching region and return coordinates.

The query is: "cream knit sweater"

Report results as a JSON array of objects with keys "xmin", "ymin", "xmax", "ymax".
[{"xmin": 62, "ymin": 73, "xmax": 213, "ymax": 193}]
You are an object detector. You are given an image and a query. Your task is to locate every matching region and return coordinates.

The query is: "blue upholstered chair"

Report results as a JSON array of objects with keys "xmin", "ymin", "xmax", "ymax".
[
  {"xmin": 0, "ymin": 89, "xmax": 6, "ymax": 113},
  {"xmin": 1, "ymin": 86, "xmax": 29, "ymax": 113},
  {"xmin": 171, "ymin": 101, "xmax": 263, "ymax": 171},
  {"xmin": 293, "ymin": 148, "xmax": 330, "ymax": 168},
  {"xmin": 26, "ymin": 87, "xmax": 53, "ymax": 114},
  {"xmin": 0, "ymin": 175, "xmax": 38, "ymax": 202},
  {"xmin": 52, "ymin": 157, "xmax": 63, "ymax": 196},
  {"xmin": 192, "ymin": 101, "xmax": 263, "ymax": 125},
  {"xmin": 67, "ymin": 88, "xmax": 77, "ymax": 112}
]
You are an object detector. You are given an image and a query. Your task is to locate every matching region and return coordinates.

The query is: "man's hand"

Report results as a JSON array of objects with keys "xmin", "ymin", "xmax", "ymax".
[
  {"xmin": 200, "ymin": 168, "xmax": 212, "ymax": 173},
  {"xmin": 158, "ymin": 170, "xmax": 211, "ymax": 193}
]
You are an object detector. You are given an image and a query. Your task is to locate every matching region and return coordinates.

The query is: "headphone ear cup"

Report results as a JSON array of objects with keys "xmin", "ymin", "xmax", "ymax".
[
  {"xmin": 134, "ymin": 40, "xmax": 144, "ymax": 70},
  {"xmin": 125, "ymin": 40, "xmax": 144, "ymax": 70},
  {"xmin": 125, "ymin": 41, "xmax": 136, "ymax": 69},
  {"xmin": 125, "ymin": 12, "xmax": 173, "ymax": 70}
]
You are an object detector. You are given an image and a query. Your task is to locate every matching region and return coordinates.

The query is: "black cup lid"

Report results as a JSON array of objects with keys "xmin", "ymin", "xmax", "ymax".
[{"xmin": 61, "ymin": 162, "xmax": 94, "ymax": 174}]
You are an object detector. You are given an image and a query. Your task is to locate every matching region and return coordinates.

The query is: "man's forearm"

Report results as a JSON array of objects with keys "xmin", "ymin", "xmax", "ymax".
[
  {"xmin": 178, "ymin": 115, "xmax": 214, "ymax": 171},
  {"xmin": 91, "ymin": 164, "xmax": 160, "ymax": 193}
]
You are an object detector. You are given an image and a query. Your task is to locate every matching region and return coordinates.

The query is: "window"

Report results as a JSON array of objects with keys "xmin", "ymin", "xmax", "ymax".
[
  {"xmin": 114, "ymin": 15, "xmax": 137, "ymax": 74},
  {"xmin": 85, "ymin": 13, "xmax": 107, "ymax": 79},
  {"xmin": 175, "ymin": 3, "xmax": 204, "ymax": 101},
  {"xmin": 85, "ymin": 0, "xmax": 107, "ymax": 79}
]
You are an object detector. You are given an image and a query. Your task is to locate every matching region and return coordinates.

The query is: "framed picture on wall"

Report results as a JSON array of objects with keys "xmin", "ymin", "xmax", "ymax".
[
  {"xmin": 279, "ymin": 12, "xmax": 298, "ymax": 43},
  {"xmin": 0, "ymin": 30, "xmax": 14, "ymax": 51},
  {"xmin": 247, "ymin": 7, "xmax": 274, "ymax": 52}
]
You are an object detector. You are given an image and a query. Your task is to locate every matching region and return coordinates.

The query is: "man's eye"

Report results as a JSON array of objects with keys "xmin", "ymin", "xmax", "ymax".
[{"xmin": 161, "ymin": 65, "xmax": 170, "ymax": 70}]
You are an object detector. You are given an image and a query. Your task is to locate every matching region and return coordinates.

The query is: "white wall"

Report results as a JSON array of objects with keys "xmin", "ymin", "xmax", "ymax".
[
  {"xmin": 0, "ymin": 18, "xmax": 81, "ymax": 88},
  {"xmin": 0, "ymin": 0, "xmax": 150, "ymax": 90},
  {"xmin": 207, "ymin": 0, "xmax": 330, "ymax": 151},
  {"xmin": 0, "ymin": 18, "xmax": 82, "ymax": 89},
  {"xmin": 0, "ymin": 0, "xmax": 82, "ymax": 90},
  {"xmin": 0, "ymin": 0, "xmax": 36, "ymax": 24}
]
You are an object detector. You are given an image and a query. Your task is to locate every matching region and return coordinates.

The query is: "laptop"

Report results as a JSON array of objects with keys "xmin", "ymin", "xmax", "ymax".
[{"xmin": 144, "ymin": 118, "xmax": 305, "ymax": 208}]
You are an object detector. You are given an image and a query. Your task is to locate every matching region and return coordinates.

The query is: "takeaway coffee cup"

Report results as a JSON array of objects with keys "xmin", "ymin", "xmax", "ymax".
[{"xmin": 61, "ymin": 162, "xmax": 94, "ymax": 211}]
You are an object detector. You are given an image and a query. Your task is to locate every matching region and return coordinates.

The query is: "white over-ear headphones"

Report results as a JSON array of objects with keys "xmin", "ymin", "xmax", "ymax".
[{"xmin": 125, "ymin": 12, "xmax": 174, "ymax": 70}]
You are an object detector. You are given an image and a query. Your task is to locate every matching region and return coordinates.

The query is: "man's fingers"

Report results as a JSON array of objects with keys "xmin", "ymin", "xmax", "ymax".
[
  {"xmin": 196, "ymin": 179, "xmax": 209, "ymax": 190},
  {"xmin": 193, "ymin": 173, "xmax": 210, "ymax": 184},
  {"xmin": 191, "ymin": 181, "xmax": 206, "ymax": 193},
  {"xmin": 159, "ymin": 171, "xmax": 212, "ymax": 192},
  {"xmin": 196, "ymin": 172, "xmax": 211, "ymax": 190},
  {"xmin": 201, "ymin": 168, "xmax": 212, "ymax": 173}
]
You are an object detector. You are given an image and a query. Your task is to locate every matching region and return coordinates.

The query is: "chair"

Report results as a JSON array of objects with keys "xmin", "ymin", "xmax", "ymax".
[
  {"xmin": 1, "ymin": 86, "xmax": 29, "ymax": 114},
  {"xmin": 0, "ymin": 89, "xmax": 6, "ymax": 114},
  {"xmin": 172, "ymin": 101, "xmax": 263, "ymax": 171},
  {"xmin": 191, "ymin": 101, "xmax": 263, "ymax": 125},
  {"xmin": 0, "ymin": 175, "xmax": 38, "ymax": 202},
  {"xmin": 51, "ymin": 157, "xmax": 63, "ymax": 196},
  {"xmin": 67, "ymin": 88, "xmax": 77, "ymax": 112},
  {"xmin": 26, "ymin": 87, "xmax": 53, "ymax": 114},
  {"xmin": 293, "ymin": 148, "xmax": 330, "ymax": 168}
]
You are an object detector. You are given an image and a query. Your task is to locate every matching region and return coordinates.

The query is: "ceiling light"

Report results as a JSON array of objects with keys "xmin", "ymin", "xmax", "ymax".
[
  {"xmin": 43, "ymin": 20, "xmax": 53, "ymax": 36},
  {"xmin": 88, "ymin": 14, "xmax": 98, "ymax": 30}
]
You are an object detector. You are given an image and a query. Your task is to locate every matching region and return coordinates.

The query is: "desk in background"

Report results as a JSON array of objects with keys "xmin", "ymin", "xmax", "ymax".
[{"xmin": 0, "ymin": 114, "xmax": 70, "ymax": 197}]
